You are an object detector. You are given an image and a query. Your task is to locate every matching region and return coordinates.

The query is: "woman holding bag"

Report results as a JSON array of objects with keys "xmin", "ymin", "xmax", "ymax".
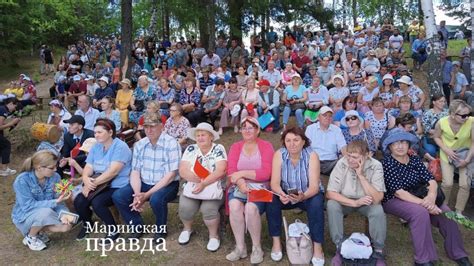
[{"xmin": 177, "ymin": 122, "xmax": 227, "ymax": 252}]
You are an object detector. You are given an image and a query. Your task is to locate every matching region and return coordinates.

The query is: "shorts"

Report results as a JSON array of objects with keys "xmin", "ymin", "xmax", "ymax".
[{"xmin": 228, "ymin": 187, "xmax": 266, "ymax": 214}]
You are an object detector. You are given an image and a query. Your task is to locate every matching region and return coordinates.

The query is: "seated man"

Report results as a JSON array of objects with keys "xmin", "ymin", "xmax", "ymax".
[
  {"xmin": 74, "ymin": 95, "xmax": 100, "ymax": 131},
  {"xmin": 257, "ymin": 79, "xmax": 280, "ymax": 133},
  {"xmin": 58, "ymin": 115, "xmax": 94, "ymax": 177},
  {"xmin": 65, "ymin": 75, "xmax": 86, "ymax": 108},
  {"xmin": 112, "ymin": 112, "xmax": 181, "ymax": 241},
  {"xmin": 326, "ymin": 140, "xmax": 386, "ymax": 264},
  {"xmin": 305, "ymin": 106, "xmax": 347, "ymax": 175},
  {"xmin": 201, "ymin": 78, "xmax": 225, "ymax": 128}
]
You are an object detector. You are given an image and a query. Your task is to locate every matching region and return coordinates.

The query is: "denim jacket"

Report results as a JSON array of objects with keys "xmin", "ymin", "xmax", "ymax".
[{"xmin": 11, "ymin": 171, "xmax": 67, "ymax": 224}]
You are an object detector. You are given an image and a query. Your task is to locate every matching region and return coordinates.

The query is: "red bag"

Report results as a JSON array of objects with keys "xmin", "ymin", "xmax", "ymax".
[
  {"xmin": 428, "ymin": 158, "xmax": 442, "ymax": 182},
  {"xmin": 248, "ymin": 189, "xmax": 273, "ymax": 202}
]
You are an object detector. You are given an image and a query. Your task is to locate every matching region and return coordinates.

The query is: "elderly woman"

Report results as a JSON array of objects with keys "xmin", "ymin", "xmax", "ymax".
[
  {"xmin": 156, "ymin": 77, "xmax": 175, "ymax": 118},
  {"xmin": 226, "ymin": 116, "xmax": 274, "ymax": 264},
  {"xmin": 178, "ymin": 123, "xmax": 227, "ymax": 252},
  {"xmin": 304, "ymin": 76, "xmax": 329, "ymax": 124},
  {"xmin": 74, "ymin": 118, "xmax": 132, "ymax": 243},
  {"xmin": 219, "ymin": 77, "xmax": 242, "ymax": 134},
  {"xmin": 282, "ymin": 75, "xmax": 308, "ymax": 130},
  {"xmin": 266, "ymin": 127, "xmax": 324, "ymax": 265},
  {"xmin": 394, "ymin": 75, "xmax": 425, "ymax": 116},
  {"xmin": 240, "ymin": 79, "xmax": 259, "ymax": 120},
  {"xmin": 421, "ymin": 94, "xmax": 448, "ymax": 158},
  {"xmin": 129, "ymin": 75, "xmax": 157, "ymax": 126},
  {"xmin": 341, "ymin": 110, "xmax": 377, "ymax": 154},
  {"xmin": 364, "ymin": 97, "xmax": 396, "ymax": 147},
  {"xmin": 12, "ymin": 150, "xmax": 73, "ymax": 251},
  {"xmin": 163, "ymin": 103, "xmax": 191, "ymax": 149},
  {"xmin": 93, "ymin": 76, "xmax": 115, "ymax": 110},
  {"xmin": 178, "ymin": 76, "xmax": 203, "ymax": 127},
  {"xmin": 357, "ymin": 76, "xmax": 380, "ymax": 114},
  {"xmin": 99, "ymin": 96, "xmax": 121, "ymax": 132},
  {"xmin": 115, "ymin": 78, "xmax": 133, "ymax": 128},
  {"xmin": 328, "ymin": 75, "xmax": 350, "ymax": 112},
  {"xmin": 382, "ymin": 129, "xmax": 471, "ymax": 266},
  {"xmin": 280, "ymin": 62, "xmax": 297, "ymax": 89},
  {"xmin": 434, "ymin": 100, "xmax": 474, "ymax": 216},
  {"xmin": 327, "ymin": 140, "xmax": 386, "ymax": 265}
]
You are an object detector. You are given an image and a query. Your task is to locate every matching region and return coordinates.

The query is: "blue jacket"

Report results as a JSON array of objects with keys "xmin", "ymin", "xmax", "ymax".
[{"xmin": 11, "ymin": 171, "xmax": 67, "ymax": 224}]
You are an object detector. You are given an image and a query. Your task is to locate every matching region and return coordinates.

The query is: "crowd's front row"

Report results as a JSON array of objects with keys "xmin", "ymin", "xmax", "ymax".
[{"xmin": 11, "ymin": 111, "xmax": 473, "ymax": 266}]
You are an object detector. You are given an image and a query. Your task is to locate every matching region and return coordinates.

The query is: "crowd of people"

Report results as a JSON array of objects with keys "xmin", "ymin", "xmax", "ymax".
[{"xmin": 2, "ymin": 20, "xmax": 474, "ymax": 266}]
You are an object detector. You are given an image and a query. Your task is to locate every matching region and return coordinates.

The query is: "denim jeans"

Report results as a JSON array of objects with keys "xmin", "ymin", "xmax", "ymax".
[
  {"xmin": 266, "ymin": 193, "xmax": 325, "ymax": 243},
  {"xmin": 257, "ymin": 106, "xmax": 280, "ymax": 129},
  {"xmin": 74, "ymin": 187, "xmax": 118, "ymax": 227},
  {"xmin": 112, "ymin": 181, "xmax": 179, "ymax": 231},
  {"xmin": 282, "ymin": 105, "xmax": 305, "ymax": 128}
]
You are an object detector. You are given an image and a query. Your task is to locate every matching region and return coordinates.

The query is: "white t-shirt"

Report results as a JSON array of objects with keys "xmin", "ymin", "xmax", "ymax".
[{"xmin": 389, "ymin": 35, "xmax": 404, "ymax": 49}]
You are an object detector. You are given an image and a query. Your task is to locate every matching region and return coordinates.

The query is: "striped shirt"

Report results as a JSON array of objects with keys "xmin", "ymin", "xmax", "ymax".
[
  {"xmin": 280, "ymin": 147, "xmax": 324, "ymax": 193},
  {"xmin": 132, "ymin": 132, "xmax": 181, "ymax": 185}
]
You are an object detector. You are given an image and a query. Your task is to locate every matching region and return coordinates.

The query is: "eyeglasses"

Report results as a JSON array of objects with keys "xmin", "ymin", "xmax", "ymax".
[
  {"xmin": 345, "ymin": 116, "xmax": 358, "ymax": 122},
  {"xmin": 170, "ymin": 109, "xmax": 178, "ymax": 112},
  {"xmin": 456, "ymin": 113, "xmax": 470, "ymax": 119},
  {"xmin": 241, "ymin": 127, "xmax": 255, "ymax": 132}
]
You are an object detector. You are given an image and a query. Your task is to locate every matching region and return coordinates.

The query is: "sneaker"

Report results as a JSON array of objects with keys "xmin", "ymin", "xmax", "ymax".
[
  {"xmin": 98, "ymin": 232, "xmax": 120, "ymax": 246},
  {"xmin": 23, "ymin": 235, "xmax": 46, "ymax": 251},
  {"xmin": 312, "ymin": 257, "xmax": 325, "ymax": 266},
  {"xmin": 271, "ymin": 251, "xmax": 283, "ymax": 262},
  {"xmin": 76, "ymin": 226, "xmax": 88, "ymax": 241},
  {"xmin": 178, "ymin": 230, "xmax": 192, "ymax": 245},
  {"xmin": 0, "ymin": 168, "xmax": 16, "ymax": 176},
  {"xmin": 226, "ymin": 247, "xmax": 247, "ymax": 261},
  {"xmin": 250, "ymin": 246, "xmax": 264, "ymax": 264},
  {"xmin": 154, "ymin": 233, "xmax": 167, "ymax": 245},
  {"xmin": 37, "ymin": 232, "xmax": 50, "ymax": 244},
  {"xmin": 206, "ymin": 238, "xmax": 220, "ymax": 252}
]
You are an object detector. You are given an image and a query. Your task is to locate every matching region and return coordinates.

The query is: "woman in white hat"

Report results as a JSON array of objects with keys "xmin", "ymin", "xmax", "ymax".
[
  {"xmin": 115, "ymin": 78, "xmax": 133, "ymax": 128},
  {"xmin": 36, "ymin": 99, "xmax": 72, "ymax": 156},
  {"xmin": 341, "ymin": 110, "xmax": 377, "ymax": 154},
  {"xmin": 394, "ymin": 75, "xmax": 425, "ymax": 116},
  {"xmin": 92, "ymin": 76, "xmax": 115, "ymax": 110},
  {"xmin": 219, "ymin": 77, "xmax": 242, "ymax": 134},
  {"xmin": 177, "ymin": 122, "xmax": 227, "ymax": 252},
  {"xmin": 280, "ymin": 61, "xmax": 297, "ymax": 88},
  {"xmin": 328, "ymin": 74, "xmax": 350, "ymax": 112},
  {"xmin": 379, "ymin": 74, "xmax": 395, "ymax": 108}
]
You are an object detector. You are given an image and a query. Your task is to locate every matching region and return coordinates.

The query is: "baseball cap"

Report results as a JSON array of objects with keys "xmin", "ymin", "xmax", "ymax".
[{"xmin": 64, "ymin": 115, "xmax": 85, "ymax": 127}]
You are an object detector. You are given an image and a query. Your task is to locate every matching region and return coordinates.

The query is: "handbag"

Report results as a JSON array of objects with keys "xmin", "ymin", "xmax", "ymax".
[
  {"xmin": 428, "ymin": 158, "xmax": 442, "ymax": 182},
  {"xmin": 408, "ymin": 181, "xmax": 445, "ymax": 207},
  {"xmin": 182, "ymin": 181, "xmax": 223, "ymax": 200},
  {"xmin": 290, "ymin": 99, "xmax": 306, "ymax": 111},
  {"xmin": 283, "ymin": 217, "xmax": 313, "ymax": 264},
  {"xmin": 86, "ymin": 174, "xmax": 111, "ymax": 200}
]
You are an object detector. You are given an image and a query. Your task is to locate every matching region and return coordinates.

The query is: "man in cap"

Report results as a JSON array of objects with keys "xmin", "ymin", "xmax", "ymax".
[
  {"xmin": 305, "ymin": 106, "xmax": 347, "ymax": 175},
  {"xmin": 450, "ymin": 61, "xmax": 472, "ymax": 103},
  {"xmin": 66, "ymin": 74, "xmax": 87, "ymax": 109},
  {"xmin": 58, "ymin": 115, "xmax": 94, "ymax": 177},
  {"xmin": 113, "ymin": 112, "xmax": 181, "ymax": 242},
  {"xmin": 257, "ymin": 79, "xmax": 281, "ymax": 133}
]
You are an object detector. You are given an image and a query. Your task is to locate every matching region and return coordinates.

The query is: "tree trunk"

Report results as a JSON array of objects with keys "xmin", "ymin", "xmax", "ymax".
[
  {"xmin": 342, "ymin": 0, "xmax": 346, "ymax": 27},
  {"xmin": 121, "ymin": 0, "xmax": 133, "ymax": 79},
  {"xmin": 208, "ymin": 0, "xmax": 216, "ymax": 51},
  {"xmin": 148, "ymin": 0, "xmax": 158, "ymax": 39},
  {"xmin": 228, "ymin": 0, "xmax": 243, "ymax": 42},
  {"xmin": 198, "ymin": 0, "xmax": 210, "ymax": 50},
  {"xmin": 352, "ymin": 0, "xmax": 357, "ymax": 26},
  {"xmin": 421, "ymin": 0, "xmax": 443, "ymax": 97},
  {"xmin": 163, "ymin": 3, "xmax": 170, "ymax": 39},
  {"xmin": 471, "ymin": 0, "xmax": 473, "ymax": 91}
]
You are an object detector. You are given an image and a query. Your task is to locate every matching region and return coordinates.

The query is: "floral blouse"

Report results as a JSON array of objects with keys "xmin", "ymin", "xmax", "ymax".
[
  {"xmin": 179, "ymin": 88, "xmax": 201, "ymax": 107},
  {"xmin": 164, "ymin": 116, "xmax": 191, "ymax": 141},
  {"xmin": 342, "ymin": 128, "xmax": 377, "ymax": 152},
  {"xmin": 133, "ymin": 85, "xmax": 157, "ymax": 102},
  {"xmin": 421, "ymin": 108, "xmax": 448, "ymax": 135}
]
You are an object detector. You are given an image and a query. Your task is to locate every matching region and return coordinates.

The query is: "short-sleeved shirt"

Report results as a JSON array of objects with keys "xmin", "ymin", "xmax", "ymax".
[
  {"xmin": 284, "ymin": 85, "xmax": 306, "ymax": 100},
  {"xmin": 382, "ymin": 154, "xmax": 433, "ymax": 203},
  {"xmin": 389, "ymin": 35, "xmax": 404, "ymax": 49},
  {"xmin": 0, "ymin": 106, "xmax": 11, "ymax": 135},
  {"xmin": 453, "ymin": 72, "xmax": 468, "ymax": 93},
  {"xmin": 86, "ymin": 138, "xmax": 132, "ymax": 189},
  {"xmin": 203, "ymin": 85, "xmax": 225, "ymax": 109},
  {"xmin": 75, "ymin": 107, "xmax": 100, "ymax": 131},
  {"xmin": 132, "ymin": 133, "xmax": 181, "ymax": 185},
  {"xmin": 365, "ymin": 110, "xmax": 391, "ymax": 139},
  {"xmin": 328, "ymin": 157, "xmax": 385, "ymax": 199},
  {"xmin": 181, "ymin": 143, "xmax": 227, "ymax": 174},
  {"xmin": 305, "ymin": 123, "xmax": 347, "ymax": 161},
  {"xmin": 342, "ymin": 128, "xmax": 377, "ymax": 152},
  {"xmin": 262, "ymin": 69, "xmax": 282, "ymax": 88},
  {"xmin": 329, "ymin": 87, "xmax": 350, "ymax": 102}
]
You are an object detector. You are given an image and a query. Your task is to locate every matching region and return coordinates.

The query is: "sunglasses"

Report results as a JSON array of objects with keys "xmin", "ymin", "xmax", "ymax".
[
  {"xmin": 345, "ymin": 116, "xmax": 358, "ymax": 122},
  {"xmin": 456, "ymin": 113, "xmax": 470, "ymax": 119}
]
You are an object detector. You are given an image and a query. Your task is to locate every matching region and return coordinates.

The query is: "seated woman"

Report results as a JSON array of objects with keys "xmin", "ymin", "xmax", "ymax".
[
  {"xmin": 115, "ymin": 78, "xmax": 133, "ymax": 128},
  {"xmin": 12, "ymin": 150, "xmax": 73, "ymax": 251},
  {"xmin": 163, "ymin": 103, "xmax": 191, "ymax": 150},
  {"xmin": 304, "ymin": 76, "xmax": 329, "ymax": 124},
  {"xmin": 333, "ymin": 96, "xmax": 361, "ymax": 129},
  {"xmin": 364, "ymin": 97, "xmax": 396, "ymax": 148},
  {"xmin": 156, "ymin": 77, "xmax": 175, "ymax": 118},
  {"xmin": 99, "ymin": 96, "xmax": 121, "ymax": 132},
  {"xmin": 282, "ymin": 75, "xmax": 308, "ymax": 130},
  {"xmin": 178, "ymin": 77, "xmax": 203, "ymax": 127},
  {"xmin": 389, "ymin": 95, "xmax": 423, "ymax": 136},
  {"xmin": 328, "ymin": 75, "xmax": 350, "ymax": 112},
  {"xmin": 266, "ymin": 127, "xmax": 325, "ymax": 265},
  {"xmin": 411, "ymin": 32, "xmax": 428, "ymax": 70},
  {"xmin": 37, "ymin": 99, "xmax": 72, "ymax": 156},
  {"xmin": 240, "ymin": 79, "xmax": 259, "ymax": 120},
  {"xmin": 357, "ymin": 76, "xmax": 380, "ymax": 114},
  {"xmin": 421, "ymin": 94, "xmax": 448, "ymax": 159},
  {"xmin": 177, "ymin": 123, "xmax": 227, "ymax": 252},
  {"xmin": 327, "ymin": 140, "xmax": 386, "ymax": 265},
  {"xmin": 219, "ymin": 77, "xmax": 242, "ymax": 134},
  {"xmin": 226, "ymin": 116, "xmax": 274, "ymax": 264},
  {"xmin": 74, "ymin": 118, "xmax": 132, "ymax": 243},
  {"xmin": 381, "ymin": 129, "xmax": 471, "ymax": 266},
  {"xmin": 341, "ymin": 110, "xmax": 377, "ymax": 155},
  {"xmin": 129, "ymin": 75, "xmax": 157, "ymax": 126}
]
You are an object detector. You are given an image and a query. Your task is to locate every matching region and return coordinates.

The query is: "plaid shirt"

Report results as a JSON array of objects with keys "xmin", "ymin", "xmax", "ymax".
[{"xmin": 132, "ymin": 132, "xmax": 181, "ymax": 185}]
